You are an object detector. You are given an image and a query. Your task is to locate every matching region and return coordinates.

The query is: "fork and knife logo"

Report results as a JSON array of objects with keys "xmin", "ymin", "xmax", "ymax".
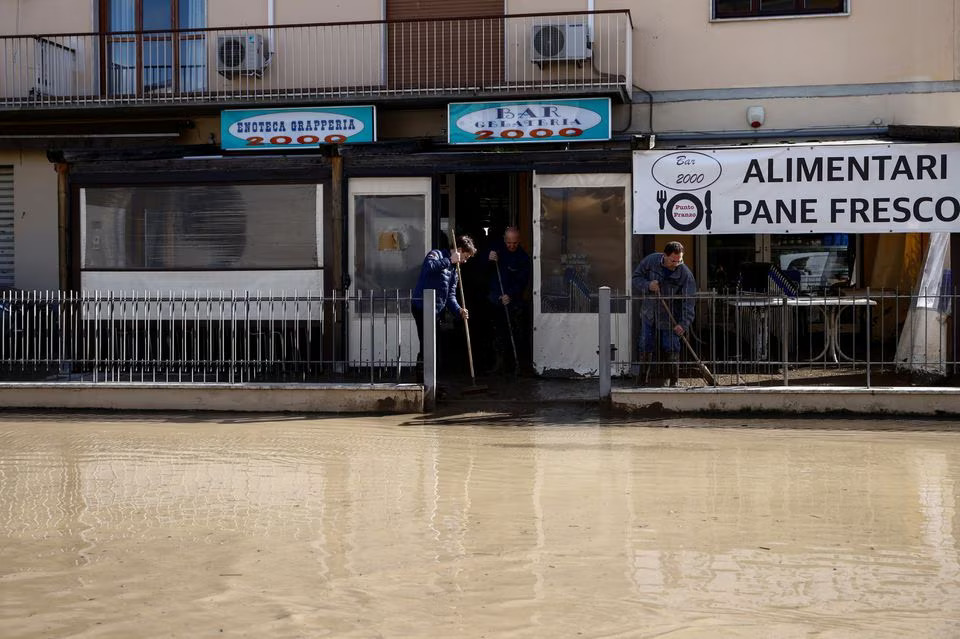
[{"xmin": 657, "ymin": 189, "xmax": 712, "ymax": 232}]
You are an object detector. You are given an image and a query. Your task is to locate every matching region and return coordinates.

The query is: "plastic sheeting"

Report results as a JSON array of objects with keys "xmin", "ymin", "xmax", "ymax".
[{"xmin": 895, "ymin": 232, "xmax": 953, "ymax": 378}]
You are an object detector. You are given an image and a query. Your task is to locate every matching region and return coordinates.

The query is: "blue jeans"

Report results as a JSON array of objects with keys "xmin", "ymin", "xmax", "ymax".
[{"xmin": 639, "ymin": 317, "xmax": 680, "ymax": 354}]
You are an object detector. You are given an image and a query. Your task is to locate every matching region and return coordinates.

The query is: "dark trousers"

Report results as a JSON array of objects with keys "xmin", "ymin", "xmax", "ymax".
[
  {"xmin": 489, "ymin": 302, "xmax": 524, "ymax": 371},
  {"xmin": 412, "ymin": 305, "xmax": 425, "ymax": 381}
]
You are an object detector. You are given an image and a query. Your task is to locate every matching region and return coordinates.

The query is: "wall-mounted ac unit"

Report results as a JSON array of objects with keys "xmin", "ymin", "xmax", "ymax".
[
  {"xmin": 530, "ymin": 23, "xmax": 589, "ymax": 62},
  {"xmin": 216, "ymin": 34, "xmax": 269, "ymax": 75}
]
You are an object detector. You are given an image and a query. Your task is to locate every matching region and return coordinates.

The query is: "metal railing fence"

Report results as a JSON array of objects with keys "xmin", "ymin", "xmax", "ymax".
[
  {"xmin": 1, "ymin": 11, "xmax": 632, "ymax": 109},
  {"xmin": 601, "ymin": 288, "xmax": 958, "ymax": 390},
  {"xmin": 4, "ymin": 287, "xmax": 955, "ymax": 391},
  {"xmin": 0, "ymin": 289, "xmax": 423, "ymax": 384}
]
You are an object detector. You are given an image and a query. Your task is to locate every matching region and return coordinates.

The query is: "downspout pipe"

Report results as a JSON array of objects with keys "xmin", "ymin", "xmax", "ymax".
[
  {"xmin": 267, "ymin": 0, "xmax": 275, "ymax": 55},
  {"xmin": 587, "ymin": 0, "xmax": 595, "ymax": 42}
]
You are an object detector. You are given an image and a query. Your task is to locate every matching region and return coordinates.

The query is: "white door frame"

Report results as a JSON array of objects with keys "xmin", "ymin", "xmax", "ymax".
[
  {"xmin": 532, "ymin": 172, "xmax": 632, "ymax": 377},
  {"xmin": 347, "ymin": 176, "xmax": 432, "ymax": 367}
]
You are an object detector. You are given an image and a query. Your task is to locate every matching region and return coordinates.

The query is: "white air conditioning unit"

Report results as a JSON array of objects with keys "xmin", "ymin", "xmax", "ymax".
[
  {"xmin": 530, "ymin": 23, "xmax": 590, "ymax": 62},
  {"xmin": 216, "ymin": 33, "xmax": 269, "ymax": 75}
]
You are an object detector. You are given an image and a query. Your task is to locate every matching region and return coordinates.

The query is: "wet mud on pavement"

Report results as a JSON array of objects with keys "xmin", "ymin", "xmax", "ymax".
[{"xmin": 1, "ymin": 409, "xmax": 958, "ymax": 637}]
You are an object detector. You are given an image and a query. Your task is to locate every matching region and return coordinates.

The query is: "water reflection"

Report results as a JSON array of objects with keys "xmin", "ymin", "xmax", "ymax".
[{"xmin": 0, "ymin": 416, "xmax": 957, "ymax": 637}]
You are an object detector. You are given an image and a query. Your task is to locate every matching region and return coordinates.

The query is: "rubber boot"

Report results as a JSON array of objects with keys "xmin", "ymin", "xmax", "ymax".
[
  {"xmin": 666, "ymin": 352, "xmax": 680, "ymax": 387},
  {"xmin": 636, "ymin": 353, "xmax": 653, "ymax": 386}
]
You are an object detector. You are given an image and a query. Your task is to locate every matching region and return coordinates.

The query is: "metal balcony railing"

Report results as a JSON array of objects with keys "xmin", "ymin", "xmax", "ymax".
[{"xmin": 0, "ymin": 11, "xmax": 632, "ymax": 110}]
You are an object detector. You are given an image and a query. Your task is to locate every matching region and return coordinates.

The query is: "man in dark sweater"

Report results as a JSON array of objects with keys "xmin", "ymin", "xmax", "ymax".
[
  {"xmin": 631, "ymin": 241, "xmax": 696, "ymax": 386},
  {"xmin": 486, "ymin": 227, "xmax": 531, "ymax": 374}
]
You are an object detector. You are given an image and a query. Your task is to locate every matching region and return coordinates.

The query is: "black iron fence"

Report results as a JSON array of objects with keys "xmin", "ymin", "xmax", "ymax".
[
  {"xmin": 1, "ymin": 288, "xmax": 956, "ymax": 391},
  {"xmin": 0, "ymin": 290, "xmax": 422, "ymax": 384},
  {"xmin": 604, "ymin": 288, "xmax": 957, "ymax": 389}
]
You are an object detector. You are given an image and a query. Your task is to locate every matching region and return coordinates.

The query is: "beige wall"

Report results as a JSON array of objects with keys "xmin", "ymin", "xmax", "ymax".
[
  {"xmin": 208, "ymin": 0, "xmax": 382, "ymax": 27},
  {"xmin": 0, "ymin": 0, "xmax": 92, "ymax": 35},
  {"xmin": 508, "ymin": 0, "xmax": 958, "ymax": 90},
  {"xmin": 274, "ymin": 0, "xmax": 381, "ymax": 24},
  {"xmin": 5, "ymin": 1, "xmax": 956, "ymax": 93},
  {"xmin": 626, "ymin": 90, "xmax": 960, "ymax": 135},
  {"xmin": 628, "ymin": 0, "xmax": 956, "ymax": 90},
  {"xmin": 0, "ymin": 150, "xmax": 59, "ymax": 290}
]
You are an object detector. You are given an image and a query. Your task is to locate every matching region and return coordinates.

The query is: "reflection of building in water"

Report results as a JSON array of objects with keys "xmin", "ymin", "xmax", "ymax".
[{"xmin": 1, "ymin": 424, "xmax": 959, "ymax": 631}]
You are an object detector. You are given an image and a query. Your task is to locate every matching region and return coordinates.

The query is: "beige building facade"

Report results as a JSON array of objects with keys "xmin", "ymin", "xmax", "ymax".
[{"xmin": 0, "ymin": 0, "xmax": 957, "ymax": 375}]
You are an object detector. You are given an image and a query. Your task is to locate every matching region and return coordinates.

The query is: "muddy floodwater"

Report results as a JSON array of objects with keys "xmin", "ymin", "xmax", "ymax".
[{"xmin": 1, "ymin": 410, "xmax": 958, "ymax": 638}]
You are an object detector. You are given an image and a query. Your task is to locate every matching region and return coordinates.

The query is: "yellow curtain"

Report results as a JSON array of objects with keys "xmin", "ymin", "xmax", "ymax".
[{"xmin": 868, "ymin": 233, "xmax": 925, "ymax": 292}]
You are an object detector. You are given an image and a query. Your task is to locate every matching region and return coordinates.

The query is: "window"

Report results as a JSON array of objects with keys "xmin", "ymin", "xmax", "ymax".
[
  {"xmin": 83, "ymin": 184, "xmax": 319, "ymax": 270},
  {"xmin": 100, "ymin": 0, "xmax": 206, "ymax": 95},
  {"xmin": 714, "ymin": 0, "xmax": 847, "ymax": 19}
]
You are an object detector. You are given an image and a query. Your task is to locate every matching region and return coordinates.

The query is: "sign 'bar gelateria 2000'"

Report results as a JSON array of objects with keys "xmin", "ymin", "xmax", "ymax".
[
  {"xmin": 448, "ymin": 98, "xmax": 611, "ymax": 145},
  {"xmin": 221, "ymin": 106, "xmax": 376, "ymax": 150},
  {"xmin": 633, "ymin": 143, "xmax": 960, "ymax": 234}
]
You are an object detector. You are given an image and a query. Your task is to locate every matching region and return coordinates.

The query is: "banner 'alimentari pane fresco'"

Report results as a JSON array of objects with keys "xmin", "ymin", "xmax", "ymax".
[{"xmin": 633, "ymin": 143, "xmax": 960, "ymax": 234}]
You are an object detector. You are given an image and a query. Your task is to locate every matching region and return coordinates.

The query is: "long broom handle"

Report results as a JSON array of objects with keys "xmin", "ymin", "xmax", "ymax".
[
  {"xmin": 455, "ymin": 261, "xmax": 477, "ymax": 383},
  {"xmin": 657, "ymin": 291, "xmax": 716, "ymax": 386},
  {"xmin": 494, "ymin": 259, "xmax": 519, "ymax": 370}
]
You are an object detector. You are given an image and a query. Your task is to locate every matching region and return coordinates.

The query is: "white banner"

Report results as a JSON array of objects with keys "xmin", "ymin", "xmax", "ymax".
[{"xmin": 633, "ymin": 143, "xmax": 960, "ymax": 234}]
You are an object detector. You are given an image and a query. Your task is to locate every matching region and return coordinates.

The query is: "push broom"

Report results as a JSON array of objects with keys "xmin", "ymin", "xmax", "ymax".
[
  {"xmin": 658, "ymin": 292, "xmax": 716, "ymax": 386},
  {"xmin": 455, "ymin": 260, "xmax": 488, "ymax": 394}
]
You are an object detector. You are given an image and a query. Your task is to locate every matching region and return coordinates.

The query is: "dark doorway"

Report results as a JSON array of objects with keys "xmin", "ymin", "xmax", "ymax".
[{"xmin": 448, "ymin": 172, "xmax": 532, "ymax": 377}]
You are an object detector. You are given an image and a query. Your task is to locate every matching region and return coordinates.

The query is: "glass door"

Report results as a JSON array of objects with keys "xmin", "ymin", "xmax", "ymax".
[
  {"xmin": 532, "ymin": 173, "xmax": 631, "ymax": 377},
  {"xmin": 347, "ymin": 177, "xmax": 431, "ymax": 369}
]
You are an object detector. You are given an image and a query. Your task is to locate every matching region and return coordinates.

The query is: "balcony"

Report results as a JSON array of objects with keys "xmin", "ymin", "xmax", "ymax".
[{"xmin": 0, "ymin": 11, "xmax": 632, "ymax": 113}]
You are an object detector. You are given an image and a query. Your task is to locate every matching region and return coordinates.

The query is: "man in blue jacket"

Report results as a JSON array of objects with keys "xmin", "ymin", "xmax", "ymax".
[
  {"xmin": 412, "ymin": 235, "xmax": 477, "ymax": 380},
  {"xmin": 631, "ymin": 241, "xmax": 696, "ymax": 386},
  {"xmin": 486, "ymin": 227, "xmax": 530, "ymax": 374}
]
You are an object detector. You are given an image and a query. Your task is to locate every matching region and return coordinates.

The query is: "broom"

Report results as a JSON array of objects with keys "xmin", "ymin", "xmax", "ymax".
[
  {"xmin": 658, "ymin": 292, "xmax": 716, "ymax": 386},
  {"xmin": 455, "ymin": 260, "xmax": 488, "ymax": 394}
]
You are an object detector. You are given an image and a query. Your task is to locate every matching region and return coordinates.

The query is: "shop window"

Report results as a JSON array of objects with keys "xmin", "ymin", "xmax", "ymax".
[
  {"xmin": 539, "ymin": 187, "xmax": 626, "ymax": 313},
  {"xmin": 83, "ymin": 184, "xmax": 319, "ymax": 270},
  {"xmin": 713, "ymin": 0, "xmax": 847, "ymax": 19},
  {"xmin": 353, "ymin": 194, "xmax": 426, "ymax": 313}
]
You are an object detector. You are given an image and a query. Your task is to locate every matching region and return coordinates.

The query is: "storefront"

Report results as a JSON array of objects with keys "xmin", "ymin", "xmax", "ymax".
[
  {"xmin": 59, "ymin": 98, "xmax": 637, "ymax": 377},
  {"xmin": 633, "ymin": 142, "xmax": 957, "ymax": 294}
]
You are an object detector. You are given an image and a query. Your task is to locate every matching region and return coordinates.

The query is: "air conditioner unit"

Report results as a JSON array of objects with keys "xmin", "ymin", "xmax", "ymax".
[
  {"xmin": 530, "ymin": 23, "xmax": 589, "ymax": 62},
  {"xmin": 216, "ymin": 33, "xmax": 269, "ymax": 75}
]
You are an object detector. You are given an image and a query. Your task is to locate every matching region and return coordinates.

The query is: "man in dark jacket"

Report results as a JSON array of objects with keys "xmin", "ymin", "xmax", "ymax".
[
  {"xmin": 412, "ymin": 235, "xmax": 477, "ymax": 378},
  {"xmin": 486, "ymin": 227, "xmax": 530, "ymax": 374},
  {"xmin": 631, "ymin": 241, "xmax": 696, "ymax": 386}
]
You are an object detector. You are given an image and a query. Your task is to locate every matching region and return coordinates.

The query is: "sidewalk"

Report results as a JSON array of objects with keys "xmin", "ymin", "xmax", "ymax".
[
  {"xmin": 440, "ymin": 373, "xmax": 960, "ymax": 417},
  {"xmin": 1, "ymin": 374, "xmax": 959, "ymax": 416}
]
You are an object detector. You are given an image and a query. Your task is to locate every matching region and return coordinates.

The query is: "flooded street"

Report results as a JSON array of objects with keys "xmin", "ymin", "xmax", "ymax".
[{"xmin": 1, "ymin": 410, "xmax": 958, "ymax": 638}]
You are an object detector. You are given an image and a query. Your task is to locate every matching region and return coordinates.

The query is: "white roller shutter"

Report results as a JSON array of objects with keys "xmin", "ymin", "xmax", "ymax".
[{"xmin": 0, "ymin": 166, "xmax": 12, "ymax": 288}]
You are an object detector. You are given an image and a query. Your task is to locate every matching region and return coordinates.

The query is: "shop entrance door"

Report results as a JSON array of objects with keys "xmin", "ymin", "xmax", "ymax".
[
  {"xmin": 532, "ymin": 173, "xmax": 632, "ymax": 376},
  {"xmin": 348, "ymin": 177, "xmax": 431, "ymax": 368}
]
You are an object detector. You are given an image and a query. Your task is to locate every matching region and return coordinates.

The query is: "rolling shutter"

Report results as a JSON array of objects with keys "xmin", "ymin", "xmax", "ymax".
[
  {"xmin": 386, "ymin": 0, "xmax": 504, "ymax": 91},
  {"xmin": 387, "ymin": 0, "xmax": 504, "ymax": 19},
  {"xmin": 0, "ymin": 166, "xmax": 13, "ymax": 288}
]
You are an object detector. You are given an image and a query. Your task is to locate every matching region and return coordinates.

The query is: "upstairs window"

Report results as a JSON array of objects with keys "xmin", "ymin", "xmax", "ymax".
[{"xmin": 714, "ymin": 0, "xmax": 847, "ymax": 19}]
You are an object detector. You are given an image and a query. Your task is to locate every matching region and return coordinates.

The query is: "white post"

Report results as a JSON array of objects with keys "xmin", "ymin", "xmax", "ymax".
[
  {"xmin": 424, "ymin": 289, "xmax": 437, "ymax": 410},
  {"xmin": 599, "ymin": 286, "xmax": 611, "ymax": 399}
]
